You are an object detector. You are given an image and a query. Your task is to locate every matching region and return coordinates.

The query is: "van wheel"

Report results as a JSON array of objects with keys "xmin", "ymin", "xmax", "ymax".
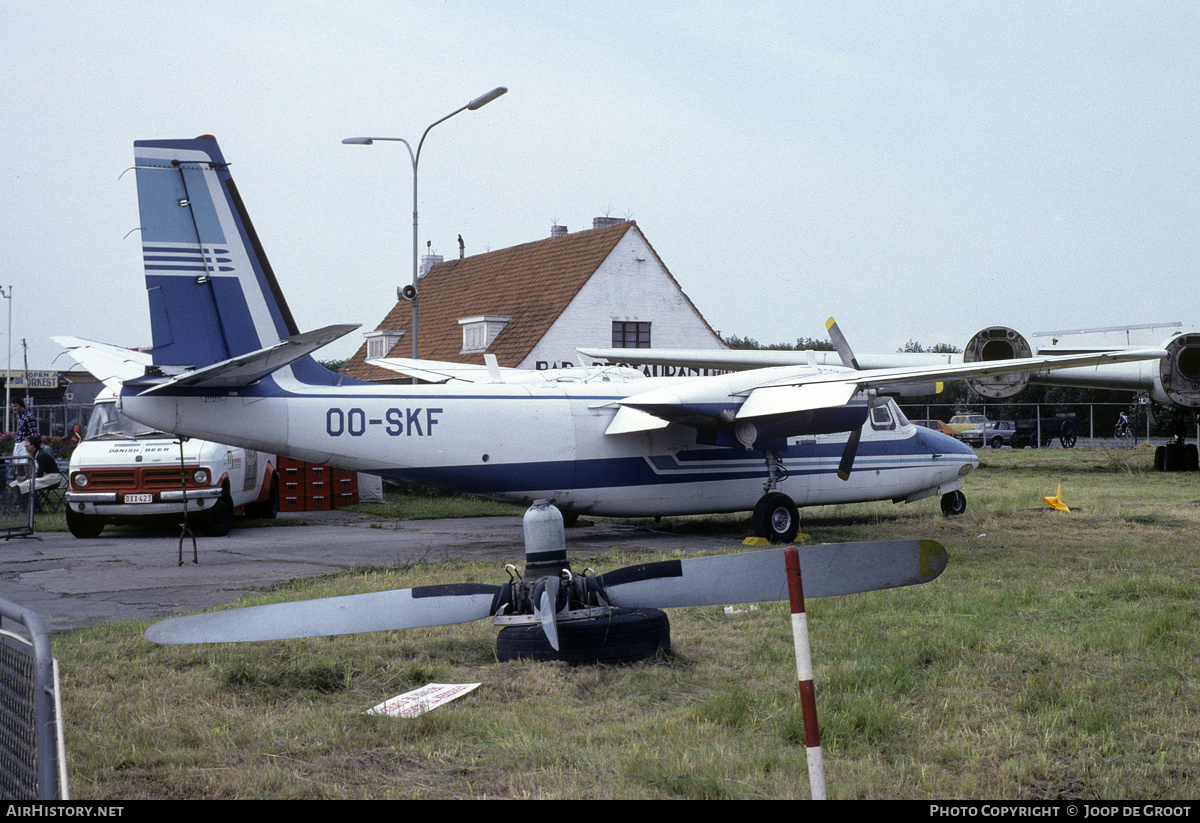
[
  {"xmin": 66, "ymin": 508, "xmax": 104, "ymax": 538},
  {"xmin": 247, "ymin": 477, "xmax": 279, "ymax": 519},
  {"xmin": 200, "ymin": 495, "xmax": 234, "ymax": 536}
]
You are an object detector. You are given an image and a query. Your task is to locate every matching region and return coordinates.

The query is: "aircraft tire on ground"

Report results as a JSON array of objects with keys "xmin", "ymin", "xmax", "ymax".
[
  {"xmin": 1186, "ymin": 444, "xmax": 1199, "ymax": 472},
  {"xmin": 1163, "ymin": 441, "xmax": 1184, "ymax": 472},
  {"xmin": 495, "ymin": 607, "xmax": 671, "ymax": 664},
  {"xmin": 1155, "ymin": 445, "xmax": 1166, "ymax": 471},
  {"xmin": 752, "ymin": 492, "xmax": 800, "ymax": 544},
  {"xmin": 200, "ymin": 494, "xmax": 234, "ymax": 537},
  {"xmin": 66, "ymin": 508, "xmax": 104, "ymax": 539},
  {"xmin": 940, "ymin": 490, "xmax": 967, "ymax": 517}
]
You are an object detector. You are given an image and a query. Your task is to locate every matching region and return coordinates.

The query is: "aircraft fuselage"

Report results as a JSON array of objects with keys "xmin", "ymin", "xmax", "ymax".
[{"xmin": 120, "ymin": 370, "xmax": 978, "ymax": 518}]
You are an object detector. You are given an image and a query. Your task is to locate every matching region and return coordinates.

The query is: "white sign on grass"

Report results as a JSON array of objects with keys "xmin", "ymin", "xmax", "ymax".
[{"xmin": 367, "ymin": 683, "xmax": 481, "ymax": 718}]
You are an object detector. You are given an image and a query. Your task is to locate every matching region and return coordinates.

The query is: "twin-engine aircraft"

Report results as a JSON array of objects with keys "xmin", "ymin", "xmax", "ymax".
[{"xmin": 106, "ymin": 137, "xmax": 1164, "ymax": 541}]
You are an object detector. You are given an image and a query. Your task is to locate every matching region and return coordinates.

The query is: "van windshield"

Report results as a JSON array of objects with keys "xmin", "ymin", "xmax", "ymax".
[{"xmin": 85, "ymin": 403, "xmax": 173, "ymax": 440}]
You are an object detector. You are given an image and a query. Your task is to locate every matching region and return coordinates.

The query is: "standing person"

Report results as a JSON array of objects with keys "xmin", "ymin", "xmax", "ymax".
[{"xmin": 11, "ymin": 399, "xmax": 38, "ymax": 443}]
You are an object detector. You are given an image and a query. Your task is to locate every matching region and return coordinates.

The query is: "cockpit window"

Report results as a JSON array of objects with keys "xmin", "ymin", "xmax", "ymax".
[{"xmin": 870, "ymin": 404, "xmax": 896, "ymax": 431}]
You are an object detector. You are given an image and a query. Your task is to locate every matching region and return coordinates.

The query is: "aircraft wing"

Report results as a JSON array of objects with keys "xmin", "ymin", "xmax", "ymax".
[
  {"xmin": 577, "ymin": 346, "xmax": 851, "ymax": 371},
  {"xmin": 52, "ymin": 335, "xmax": 153, "ymax": 394},
  {"xmin": 132, "ymin": 324, "xmax": 359, "ymax": 393},
  {"xmin": 366, "ymin": 355, "xmax": 507, "ymax": 384},
  {"xmin": 611, "ymin": 348, "xmax": 1168, "ymax": 434}
]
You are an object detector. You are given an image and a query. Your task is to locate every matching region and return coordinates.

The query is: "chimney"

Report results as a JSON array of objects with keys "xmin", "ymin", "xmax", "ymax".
[
  {"xmin": 550, "ymin": 224, "xmax": 568, "ymax": 238},
  {"xmin": 593, "ymin": 216, "xmax": 624, "ymax": 230},
  {"xmin": 419, "ymin": 253, "xmax": 443, "ymax": 277}
]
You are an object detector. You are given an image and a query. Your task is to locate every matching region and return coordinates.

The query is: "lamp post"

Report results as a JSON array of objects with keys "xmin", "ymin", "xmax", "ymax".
[
  {"xmin": 343, "ymin": 86, "xmax": 507, "ymax": 363},
  {"xmin": 0, "ymin": 286, "xmax": 10, "ymax": 433}
]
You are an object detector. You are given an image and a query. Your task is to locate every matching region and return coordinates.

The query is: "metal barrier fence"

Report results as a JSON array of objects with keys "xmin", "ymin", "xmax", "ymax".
[
  {"xmin": 0, "ymin": 454, "xmax": 35, "ymax": 538},
  {"xmin": 0, "ymin": 597, "xmax": 68, "ymax": 800},
  {"xmin": 4, "ymin": 403, "xmax": 93, "ymax": 440}
]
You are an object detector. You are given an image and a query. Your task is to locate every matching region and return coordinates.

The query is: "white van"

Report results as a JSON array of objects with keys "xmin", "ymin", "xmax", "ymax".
[{"xmin": 64, "ymin": 398, "xmax": 278, "ymax": 538}]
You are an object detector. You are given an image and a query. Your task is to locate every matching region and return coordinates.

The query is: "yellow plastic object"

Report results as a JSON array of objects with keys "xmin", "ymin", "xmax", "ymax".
[{"xmin": 1042, "ymin": 483, "xmax": 1070, "ymax": 512}]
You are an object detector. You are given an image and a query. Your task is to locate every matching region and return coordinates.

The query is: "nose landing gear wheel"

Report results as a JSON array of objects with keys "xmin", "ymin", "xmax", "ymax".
[
  {"xmin": 752, "ymin": 492, "xmax": 800, "ymax": 543},
  {"xmin": 941, "ymin": 490, "xmax": 967, "ymax": 517}
]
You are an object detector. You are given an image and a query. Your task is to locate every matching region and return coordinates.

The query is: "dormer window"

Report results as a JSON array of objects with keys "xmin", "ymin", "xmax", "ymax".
[
  {"xmin": 364, "ymin": 329, "xmax": 405, "ymax": 360},
  {"xmin": 459, "ymin": 316, "xmax": 511, "ymax": 352}
]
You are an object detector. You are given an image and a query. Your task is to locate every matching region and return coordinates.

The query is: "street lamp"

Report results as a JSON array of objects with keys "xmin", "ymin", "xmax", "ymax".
[
  {"xmin": 0, "ymin": 286, "xmax": 10, "ymax": 433},
  {"xmin": 343, "ymin": 86, "xmax": 508, "ymax": 363}
]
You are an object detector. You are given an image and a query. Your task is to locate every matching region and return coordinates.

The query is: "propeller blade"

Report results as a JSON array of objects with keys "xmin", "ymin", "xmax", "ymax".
[
  {"xmin": 597, "ymin": 540, "xmax": 947, "ymax": 609},
  {"xmin": 536, "ymin": 577, "xmax": 561, "ymax": 651},
  {"xmin": 145, "ymin": 583, "xmax": 502, "ymax": 644},
  {"xmin": 825, "ymin": 317, "xmax": 861, "ymax": 370},
  {"xmin": 837, "ymin": 424, "xmax": 863, "ymax": 481}
]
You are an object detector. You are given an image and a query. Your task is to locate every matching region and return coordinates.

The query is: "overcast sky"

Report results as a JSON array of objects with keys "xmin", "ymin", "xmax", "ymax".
[{"xmin": 3, "ymin": 1, "xmax": 1197, "ymax": 371}]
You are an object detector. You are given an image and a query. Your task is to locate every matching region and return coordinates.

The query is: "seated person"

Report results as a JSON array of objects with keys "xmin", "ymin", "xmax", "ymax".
[{"xmin": 9, "ymin": 435, "xmax": 64, "ymax": 496}]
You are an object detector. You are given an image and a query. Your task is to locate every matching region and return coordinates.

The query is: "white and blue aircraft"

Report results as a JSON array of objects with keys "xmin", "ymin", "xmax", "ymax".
[{"xmin": 109, "ymin": 136, "xmax": 1165, "ymax": 542}]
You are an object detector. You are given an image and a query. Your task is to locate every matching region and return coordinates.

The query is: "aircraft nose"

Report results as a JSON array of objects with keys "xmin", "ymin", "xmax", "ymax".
[{"xmin": 917, "ymin": 427, "xmax": 979, "ymax": 475}]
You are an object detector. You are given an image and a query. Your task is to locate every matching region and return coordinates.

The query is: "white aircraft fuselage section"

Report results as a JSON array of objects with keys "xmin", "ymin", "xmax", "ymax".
[{"xmin": 120, "ymin": 367, "xmax": 978, "ymax": 517}]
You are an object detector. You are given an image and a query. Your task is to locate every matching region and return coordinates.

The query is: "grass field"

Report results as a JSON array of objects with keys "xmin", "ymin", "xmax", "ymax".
[{"xmin": 52, "ymin": 446, "xmax": 1200, "ymax": 799}]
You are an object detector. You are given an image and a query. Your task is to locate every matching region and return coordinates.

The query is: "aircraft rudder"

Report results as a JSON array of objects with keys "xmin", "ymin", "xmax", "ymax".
[{"xmin": 134, "ymin": 136, "xmax": 300, "ymax": 369}]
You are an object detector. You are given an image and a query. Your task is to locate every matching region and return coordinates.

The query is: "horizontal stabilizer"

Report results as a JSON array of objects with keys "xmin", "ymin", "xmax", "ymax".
[
  {"xmin": 137, "ymin": 324, "xmax": 359, "ymax": 392},
  {"xmin": 598, "ymin": 539, "xmax": 947, "ymax": 608},
  {"xmin": 145, "ymin": 582, "xmax": 502, "ymax": 644},
  {"xmin": 52, "ymin": 336, "xmax": 152, "ymax": 394}
]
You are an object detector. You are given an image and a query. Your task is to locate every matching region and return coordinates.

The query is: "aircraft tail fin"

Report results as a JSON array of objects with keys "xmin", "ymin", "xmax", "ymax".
[{"xmin": 133, "ymin": 136, "xmax": 304, "ymax": 370}]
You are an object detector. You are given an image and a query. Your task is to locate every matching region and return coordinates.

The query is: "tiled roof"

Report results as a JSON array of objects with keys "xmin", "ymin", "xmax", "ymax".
[{"xmin": 342, "ymin": 221, "xmax": 642, "ymax": 380}]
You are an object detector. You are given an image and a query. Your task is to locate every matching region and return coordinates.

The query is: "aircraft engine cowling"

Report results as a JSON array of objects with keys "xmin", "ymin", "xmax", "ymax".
[
  {"xmin": 1157, "ymin": 333, "xmax": 1200, "ymax": 408},
  {"xmin": 962, "ymin": 326, "xmax": 1033, "ymax": 399}
]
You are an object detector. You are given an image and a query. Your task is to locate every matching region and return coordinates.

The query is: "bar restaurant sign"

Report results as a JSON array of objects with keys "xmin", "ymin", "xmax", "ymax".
[{"xmin": 4, "ymin": 371, "xmax": 59, "ymax": 389}]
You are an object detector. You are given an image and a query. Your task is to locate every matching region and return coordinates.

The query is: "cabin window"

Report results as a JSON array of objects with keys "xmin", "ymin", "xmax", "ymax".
[{"xmin": 612, "ymin": 321, "xmax": 651, "ymax": 348}]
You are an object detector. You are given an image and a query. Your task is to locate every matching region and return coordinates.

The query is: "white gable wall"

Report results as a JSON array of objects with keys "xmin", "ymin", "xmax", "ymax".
[{"xmin": 519, "ymin": 227, "xmax": 726, "ymax": 373}]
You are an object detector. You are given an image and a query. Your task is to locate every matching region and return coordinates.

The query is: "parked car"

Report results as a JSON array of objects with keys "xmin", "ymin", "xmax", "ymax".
[
  {"xmin": 961, "ymin": 419, "xmax": 1017, "ymax": 449},
  {"xmin": 947, "ymin": 413, "xmax": 988, "ymax": 435},
  {"xmin": 913, "ymin": 419, "xmax": 957, "ymax": 437}
]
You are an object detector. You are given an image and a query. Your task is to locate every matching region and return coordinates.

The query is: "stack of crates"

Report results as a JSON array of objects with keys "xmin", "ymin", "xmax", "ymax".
[{"xmin": 278, "ymin": 457, "xmax": 359, "ymax": 512}]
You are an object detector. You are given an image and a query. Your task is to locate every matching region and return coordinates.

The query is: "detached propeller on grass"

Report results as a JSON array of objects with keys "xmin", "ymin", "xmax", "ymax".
[{"xmin": 144, "ymin": 540, "xmax": 947, "ymax": 646}]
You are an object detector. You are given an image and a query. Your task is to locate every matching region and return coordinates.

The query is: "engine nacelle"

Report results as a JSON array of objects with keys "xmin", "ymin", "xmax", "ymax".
[
  {"xmin": 1157, "ymin": 333, "xmax": 1200, "ymax": 408},
  {"xmin": 963, "ymin": 326, "xmax": 1033, "ymax": 399}
]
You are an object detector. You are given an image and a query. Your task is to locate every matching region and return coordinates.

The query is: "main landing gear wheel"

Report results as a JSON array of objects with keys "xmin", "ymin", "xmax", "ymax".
[
  {"xmin": 752, "ymin": 492, "xmax": 800, "ymax": 543},
  {"xmin": 495, "ymin": 607, "xmax": 671, "ymax": 664},
  {"xmin": 940, "ymin": 490, "xmax": 967, "ymax": 517}
]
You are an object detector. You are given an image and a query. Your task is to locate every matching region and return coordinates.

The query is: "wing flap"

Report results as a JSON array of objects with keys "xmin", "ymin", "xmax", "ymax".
[{"xmin": 735, "ymin": 381, "xmax": 860, "ymax": 420}]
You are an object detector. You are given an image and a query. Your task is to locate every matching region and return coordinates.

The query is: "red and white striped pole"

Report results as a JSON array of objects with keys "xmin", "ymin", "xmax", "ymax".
[{"xmin": 785, "ymin": 546, "xmax": 826, "ymax": 800}]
